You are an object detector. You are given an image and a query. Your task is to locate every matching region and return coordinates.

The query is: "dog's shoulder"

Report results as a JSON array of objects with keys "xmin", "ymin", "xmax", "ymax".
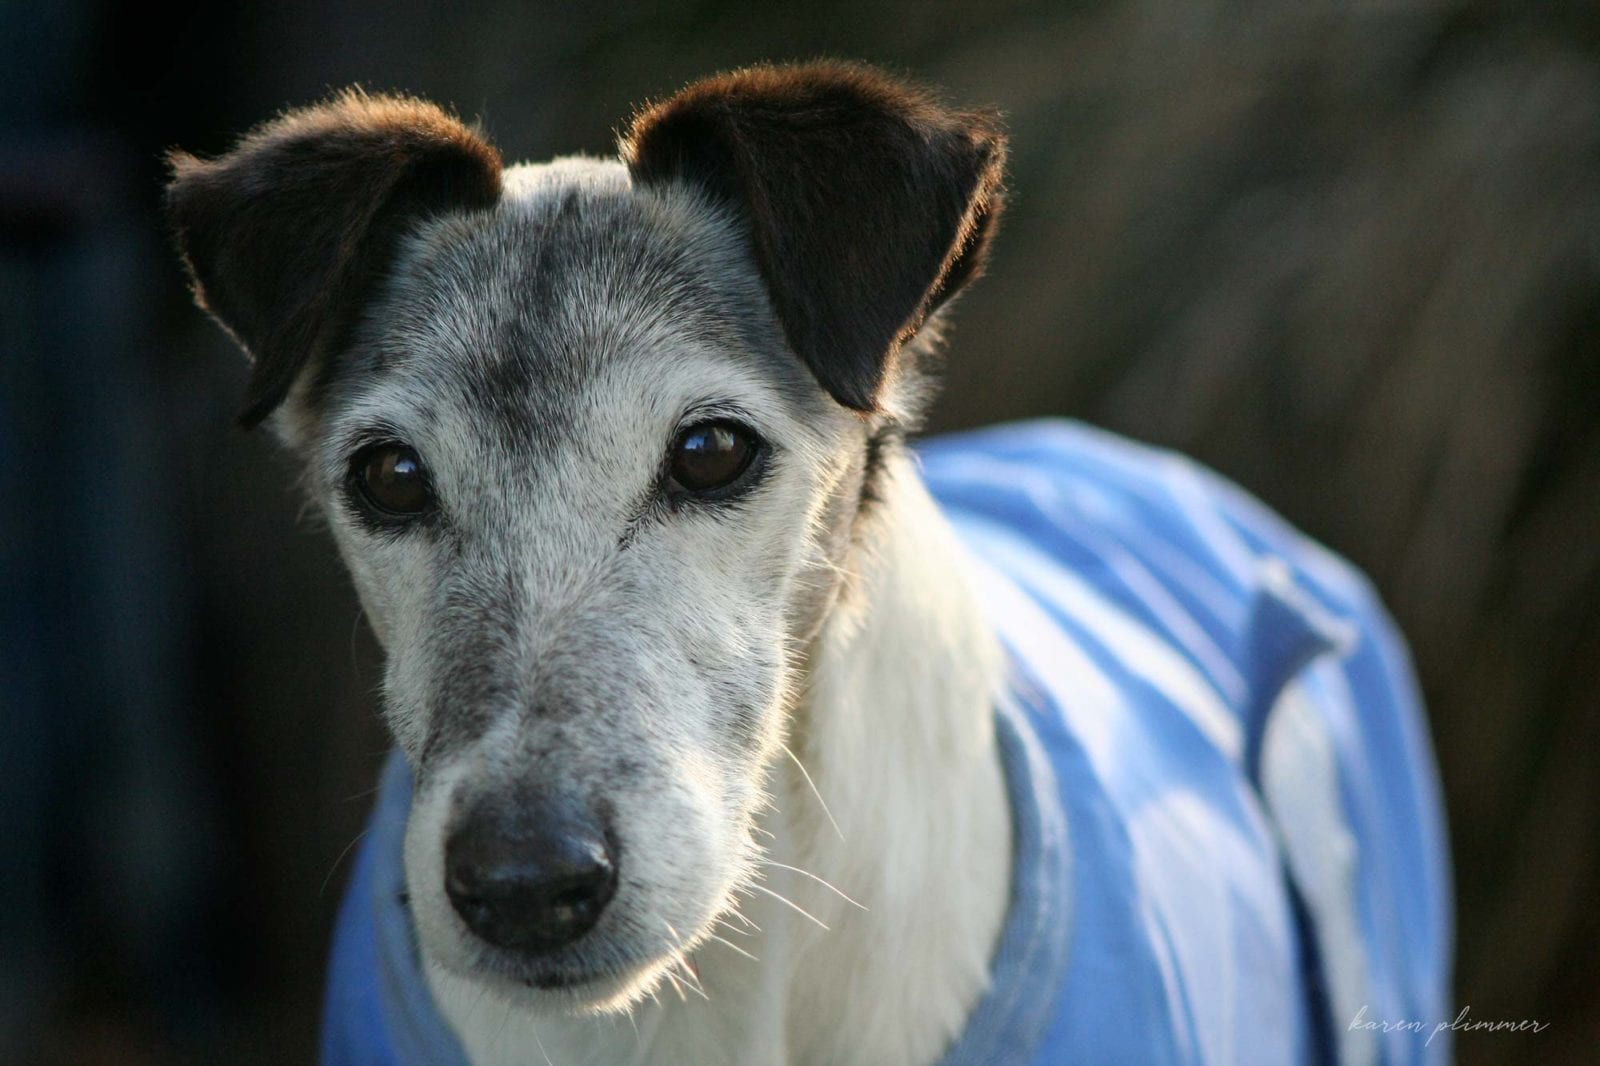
[{"xmin": 913, "ymin": 418, "xmax": 1452, "ymax": 1065}]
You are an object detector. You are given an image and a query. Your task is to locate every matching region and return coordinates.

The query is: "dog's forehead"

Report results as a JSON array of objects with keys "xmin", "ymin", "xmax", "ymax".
[{"xmin": 341, "ymin": 156, "xmax": 822, "ymax": 451}]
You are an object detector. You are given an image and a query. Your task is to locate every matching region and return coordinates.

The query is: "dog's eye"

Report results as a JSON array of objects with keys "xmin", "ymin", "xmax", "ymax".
[
  {"xmin": 668, "ymin": 421, "xmax": 759, "ymax": 495},
  {"xmin": 356, "ymin": 444, "xmax": 433, "ymax": 516}
]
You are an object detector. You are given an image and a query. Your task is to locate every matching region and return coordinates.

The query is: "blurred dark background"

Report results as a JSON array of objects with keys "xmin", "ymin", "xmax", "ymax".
[{"xmin": 3, "ymin": 1, "xmax": 1596, "ymax": 1063}]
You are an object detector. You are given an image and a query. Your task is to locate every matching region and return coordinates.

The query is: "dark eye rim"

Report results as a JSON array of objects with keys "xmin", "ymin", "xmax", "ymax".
[
  {"xmin": 346, "ymin": 440, "xmax": 437, "ymax": 522},
  {"xmin": 662, "ymin": 417, "xmax": 768, "ymax": 504}
]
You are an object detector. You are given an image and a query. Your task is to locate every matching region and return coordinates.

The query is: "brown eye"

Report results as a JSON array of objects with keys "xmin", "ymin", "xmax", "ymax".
[
  {"xmin": 668, "ymin": 421, "xmax": 759, "ymax": 494},
  {"xmin": 357, "ymin": 444, "xmax": 432, "ymax": 516}
]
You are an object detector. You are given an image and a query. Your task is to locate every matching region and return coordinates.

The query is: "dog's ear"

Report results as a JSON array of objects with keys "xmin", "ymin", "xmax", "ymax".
[
  {"xmin": 166, "ymin": 91, "xmax": 503, "ymax": 427},
  {"xmin": 622, "ymin": 62, "xmax": 1005, "ymax": 412}
]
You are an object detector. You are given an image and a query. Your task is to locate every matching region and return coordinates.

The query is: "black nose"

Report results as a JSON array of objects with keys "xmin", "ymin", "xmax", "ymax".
[{"xmin": 444, "ymin": 798, "xmax": 618, "ymax": 953}]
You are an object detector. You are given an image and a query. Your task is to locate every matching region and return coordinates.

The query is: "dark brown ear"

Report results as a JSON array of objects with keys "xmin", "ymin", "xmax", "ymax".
[
  {"xmin": 166, "ymin": 90, "xmax": 502, "ymax": 427},
  {"xmin": 621, "ymin": 62, "xmax": 1005, "ymax": 412}
]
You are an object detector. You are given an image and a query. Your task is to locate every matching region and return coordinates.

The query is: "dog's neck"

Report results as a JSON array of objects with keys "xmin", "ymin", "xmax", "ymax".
[{"xmin": 433, "ymin": 452, "xmax": 1013, "ymax": 1066}]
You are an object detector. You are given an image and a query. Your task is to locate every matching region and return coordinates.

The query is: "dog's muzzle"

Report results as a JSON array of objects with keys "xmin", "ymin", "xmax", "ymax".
[{"xmin": 443, "ymin": 795, "xmax": 619, "ymax": 953}]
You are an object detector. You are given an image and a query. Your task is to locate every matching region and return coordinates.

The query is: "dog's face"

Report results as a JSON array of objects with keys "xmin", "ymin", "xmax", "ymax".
[
  {"xmin": 317, "ymin": 162, "xmax": 864, "ymax": 1007},
  {"xmin": 167, "ymin": 65, "xmax": 1003, "ymax": 1012}
]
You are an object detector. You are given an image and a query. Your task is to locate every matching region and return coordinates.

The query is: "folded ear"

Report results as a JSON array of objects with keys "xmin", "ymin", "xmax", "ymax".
[
  {"xmin": 621, "ymin": 62, "xmax": 1006, "ymax": 412},
  {"xmin": 166, "ymin": 90, "xmax": 502, "ymax": 427}
]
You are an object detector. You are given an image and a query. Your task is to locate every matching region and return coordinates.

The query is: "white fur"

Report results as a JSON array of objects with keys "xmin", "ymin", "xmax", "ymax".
[{"xmin": 429, "ymin": 453, "xmax": 1013, "ymax": 1066}]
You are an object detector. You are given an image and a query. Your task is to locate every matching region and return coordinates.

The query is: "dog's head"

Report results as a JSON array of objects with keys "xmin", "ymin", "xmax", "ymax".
[{"xmin": 167, "ymin": 63, "xmax": 1003, "ymax": 1012}]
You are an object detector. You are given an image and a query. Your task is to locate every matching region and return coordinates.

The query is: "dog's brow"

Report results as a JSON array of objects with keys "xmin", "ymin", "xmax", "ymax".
[
  {"xmin": 674, "ymin": 399, "xmax": 760, "ymax": 429},
  {"xmin": 340, "ymin": 422, "xmax": 412, "ymax": 453}
]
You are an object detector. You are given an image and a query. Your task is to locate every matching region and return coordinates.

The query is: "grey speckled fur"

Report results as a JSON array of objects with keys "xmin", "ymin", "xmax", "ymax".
[{"xmin": 296, "ymin": 157, "xmax": 887, "ymax": 1001}]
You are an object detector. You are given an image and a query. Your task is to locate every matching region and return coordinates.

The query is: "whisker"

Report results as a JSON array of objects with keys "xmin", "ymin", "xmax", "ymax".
[
  {"xmin": 319, "ymin": 829, "xmax": 368, "ymax": 898},
  {"xmin": 706, "ymin": 933, "xmax": 759, "ymax": 962},
  {"xmin": 676, "ymin": 961, "xmax": 710, "ymax": 1001},
  {"xmin": 529, "ymin": 1020, "xmax": 554, "ymax": 1066},
  {"xmin": 722, "ymin": 907, "xmax": 761, "ymax": 933},
  {"xmin": 660, "ymin": 921, "xmax": 708, "ymax": 1000},
  {"xmin": 782, "ymin": 743, "xmax": 845, "ymax": 842},
  {"xmin": 715, "ymin": 916, "xmax": 755, "ymax": 937},
  {"xmin": 749, "ymin": 883, "xmax": 831, "ymax": 931},
  {"xmin": 493, "ymin": 1000, "xmax": 513, "ymax": 1049},
  {"xmin": 759, "ymin": 860, "xmax": 868, "ymax": 911},
  {"xmin": 656, "ymin": 923, "xmax": 695, "ymax": 1001},
  {"xmin": 349, "ymin": 605, "xmax": 367, "ymax": 673}
]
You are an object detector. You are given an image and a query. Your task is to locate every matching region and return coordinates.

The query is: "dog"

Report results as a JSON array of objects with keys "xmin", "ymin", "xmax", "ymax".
[{"xmin": 166, "ymin": 62, "xmax": 1452, "ymax": 1065}]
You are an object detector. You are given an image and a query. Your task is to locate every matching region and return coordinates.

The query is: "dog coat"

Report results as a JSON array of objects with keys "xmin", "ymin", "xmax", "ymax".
[{"xmin": 322, "ymin": 419, "xmax": 1453, "ymax": 1065}]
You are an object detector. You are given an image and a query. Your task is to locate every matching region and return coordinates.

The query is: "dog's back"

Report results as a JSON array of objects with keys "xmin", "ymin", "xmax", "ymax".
[{"xmin": 918, "ymin": 419, "xmax": 1452, "ymax": 1065}]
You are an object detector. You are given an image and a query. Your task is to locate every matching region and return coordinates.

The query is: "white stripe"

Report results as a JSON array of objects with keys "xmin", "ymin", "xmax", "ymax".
[
  {"xmin": 957, "ymin": 550, "xmax": 1123, "ymax": 765},
  {"xmin": 1162, "ymin": 458, "xmax": 1260, "ymax": 595},
  {"xmin": 958, "ymin": 515, "xmax": 1244, "ymax": 764},
  {"xmin": 928, "ymin": 452, "xmax": 1251, "ymax": 706}
]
